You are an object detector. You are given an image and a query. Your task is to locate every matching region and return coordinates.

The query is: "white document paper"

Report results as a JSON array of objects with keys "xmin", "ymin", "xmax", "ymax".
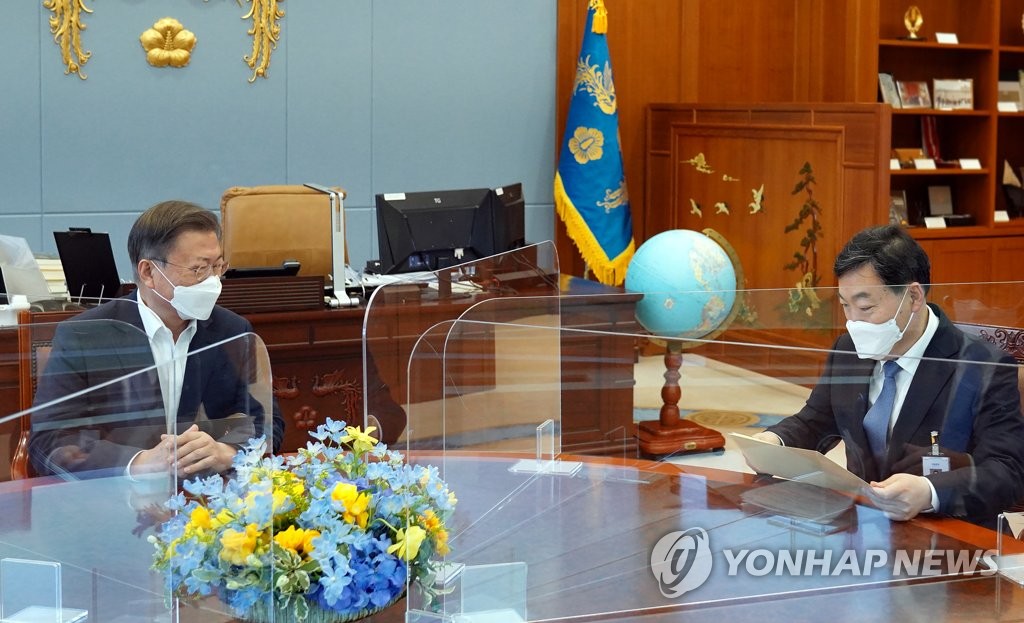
[
  {"xmin": 729, "ymin": 433, "xmax": 869, "ymax": 496},
  {"xmin": 0, "ymin": 235, "xmax": 51, "ymax": 303}
]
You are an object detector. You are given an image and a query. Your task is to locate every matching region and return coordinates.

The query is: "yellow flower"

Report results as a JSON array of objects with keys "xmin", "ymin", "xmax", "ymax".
[
  {"xmin": 568, "ymin": 127, "xmax": 604, "ymax": 164},
  {"xmin": 189, "ymin": 505, "xmax": 212, "ymax": 531},
  {"xmin": 212, "ymin": 509, "xmax": 233, "ymax": 528},
  {"xmin": 220, "ymin": 524, "xmax": 260, "ymax": 565},
  {"xmin": 388, "ymin": 525, "xmax": 427, "ymax": 561},
  {"xmin": 331, "ymin": 482, "xmax": 371, "ymax": 529},
  {"xmin": 435, "ymin": 529, "xmax": 450, "ymax": 556},
  {"xmin": 420, "ymin": 510, "xmax": 440, "ymax": 533},
  {"xmin": 342, "ymin": 425, "xmax": 378, "ymax": 454},
  {"xmin": 273, "ymin": 525, "xmax": 320, "ymax": 556}
]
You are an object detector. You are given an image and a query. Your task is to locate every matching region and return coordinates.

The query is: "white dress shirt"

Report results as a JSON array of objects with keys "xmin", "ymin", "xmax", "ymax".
[
  {"xmin": 125, "ymin": 296, "xmax": 197, "ymax": 475},
  {"xmin": 868, "ymin": 304, "xmax": 941, "ymax": 509}
]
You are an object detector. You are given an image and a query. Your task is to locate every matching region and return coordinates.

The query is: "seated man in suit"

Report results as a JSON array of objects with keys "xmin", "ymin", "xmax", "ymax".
[
  {"xmin": 756, "ymin": 225, "xmax": 1024, "ymax": 525},
  {"xmin": 29, "ymin": 200, "xmax": 285, "ymax": 478}
]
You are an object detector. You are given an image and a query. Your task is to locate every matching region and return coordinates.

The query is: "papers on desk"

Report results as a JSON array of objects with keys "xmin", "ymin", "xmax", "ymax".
[{"xmin": 729, "ymin": 432, "xmax": 870, "ymax": 497}]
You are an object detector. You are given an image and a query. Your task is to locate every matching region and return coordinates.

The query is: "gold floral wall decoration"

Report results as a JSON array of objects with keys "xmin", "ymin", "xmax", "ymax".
[
  {"xmin": 43, "ymin": 0, "xmax": 92, "ymax": 79},
  {"xmin": 140, "ymin": 18, "xmax": 197, "ymax": 68},
  {"xmin": 240, "ymin": 0, "xmax": 285, "ymax": 82}
]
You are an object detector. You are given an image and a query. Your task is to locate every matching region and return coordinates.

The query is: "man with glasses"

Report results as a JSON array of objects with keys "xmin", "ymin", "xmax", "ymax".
[{"xmin": 30, "ymin": 200, "xmax": 284, "ymax": 478}]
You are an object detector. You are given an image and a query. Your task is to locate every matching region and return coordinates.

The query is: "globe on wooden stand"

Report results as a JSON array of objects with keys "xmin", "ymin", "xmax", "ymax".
[{"xmin": 625, "ymin": 228, "xmax": 744, "ymax": 457}]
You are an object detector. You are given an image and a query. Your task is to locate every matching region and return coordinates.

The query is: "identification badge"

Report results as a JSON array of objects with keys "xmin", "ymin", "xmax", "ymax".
[{"xmin": 922, "ymin": 455, "xmax": 951, "ymax": 475}]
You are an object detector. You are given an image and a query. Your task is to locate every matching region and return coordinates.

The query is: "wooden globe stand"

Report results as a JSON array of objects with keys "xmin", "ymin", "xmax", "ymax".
[
  {"xmin": 637, "ymin": 341, "xmax": 725, "ymax": 457},
  {"xmin": 634, "ymin": 228, "xmax": 741, "ymax": 458}
]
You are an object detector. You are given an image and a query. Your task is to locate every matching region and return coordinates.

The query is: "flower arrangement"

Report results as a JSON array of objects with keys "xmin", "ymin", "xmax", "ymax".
[{"xmin": 149, "ymin": 419, "xmax": 457, "ymax": 623}]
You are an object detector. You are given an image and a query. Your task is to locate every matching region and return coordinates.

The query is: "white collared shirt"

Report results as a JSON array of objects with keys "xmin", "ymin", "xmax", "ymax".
[
  {"xmin": 867, "ymin": 304, "xmax": 939, "ymax": 434},
  {"xmin": 136, "ymin": 295, "xmax": 197, "ymax": 427},
  {"xmin": 867, "ymin": 304, "xmax": 941, "ymax": 510}
]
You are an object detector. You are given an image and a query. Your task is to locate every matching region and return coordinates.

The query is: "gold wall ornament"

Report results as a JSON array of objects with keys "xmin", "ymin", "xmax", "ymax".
[
  {"xmin": 241, "ymin": 0, "xmax": 285, "ymax": 82},
  {"xmin": 140, "ymin": 18, "xmax": 197, "ymax": 68},
  {"xmin": 43, "ymin": 0, "xmax": 92, "ymax": 79},
  {"xmin": 903, "ymin": 5, "xmax": 924, "ymax": 40}
]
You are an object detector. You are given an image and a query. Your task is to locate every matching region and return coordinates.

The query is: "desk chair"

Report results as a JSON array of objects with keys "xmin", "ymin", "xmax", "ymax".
[
  {"xmin": 220, "ymin": 185, "xmax": 348, "ymax": 287},
  {"xmin": 11, "ymin": 309, "xmax": 79, "ymax": 479},
  {"xmin": 955, "ymin": 320, "xmax": 1024, "ymax": 413}
]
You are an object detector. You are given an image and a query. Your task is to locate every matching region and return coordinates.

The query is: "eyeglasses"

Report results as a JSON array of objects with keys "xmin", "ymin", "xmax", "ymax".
[{"xmin": 151, "ymin": 258, "xmax": 229, "ymax": 283}]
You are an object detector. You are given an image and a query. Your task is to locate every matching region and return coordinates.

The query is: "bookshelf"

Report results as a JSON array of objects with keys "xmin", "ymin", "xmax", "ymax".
[{"xmin": 875, "ymin": 0, "xmax": 1024, "ymax": 281}]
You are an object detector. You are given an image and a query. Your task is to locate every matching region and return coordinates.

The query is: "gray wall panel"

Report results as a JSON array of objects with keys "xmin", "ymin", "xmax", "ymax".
[
  {"xmin": 3, "ymin": 0, "xmax": 557, "ymax": 275},
  {"xmin": 2, "ymin": 3, "xmax": 43, "ymax": 227}
]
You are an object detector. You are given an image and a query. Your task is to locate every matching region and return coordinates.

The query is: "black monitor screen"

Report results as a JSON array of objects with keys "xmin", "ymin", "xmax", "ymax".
[
  {"xmin": 375, "ymin": 183, "xmax": 525, "ymax": 274},
  {"xmin": 54, "ymin": 228, "xmax": 121, "ymax": 301}
]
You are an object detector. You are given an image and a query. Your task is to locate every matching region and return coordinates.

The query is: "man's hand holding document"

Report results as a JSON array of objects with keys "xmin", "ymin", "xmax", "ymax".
[{"xmin": 730, "ymin": 432, "xmax": 871, "ymax": 499}]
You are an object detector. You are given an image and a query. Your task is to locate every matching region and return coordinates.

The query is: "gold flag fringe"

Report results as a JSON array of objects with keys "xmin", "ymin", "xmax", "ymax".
[
  {"xmin": 589, "ymin": 0, "xmax": 608, "ymax": 34},
  {"xmin": 554, "ymin": 173, "xmax": 634, "ymax": 286}
]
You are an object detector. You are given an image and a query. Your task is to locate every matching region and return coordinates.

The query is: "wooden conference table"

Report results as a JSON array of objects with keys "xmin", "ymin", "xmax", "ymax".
[{"xmin": 1, "ymin": 454, "xmax": 1023, "ymax": 623}]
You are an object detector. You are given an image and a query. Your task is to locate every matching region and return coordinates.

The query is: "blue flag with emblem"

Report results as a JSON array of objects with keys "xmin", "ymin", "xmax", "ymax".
[{"xmin": 554, "ymin": 0, "xmax": 634, "ymax": 286}]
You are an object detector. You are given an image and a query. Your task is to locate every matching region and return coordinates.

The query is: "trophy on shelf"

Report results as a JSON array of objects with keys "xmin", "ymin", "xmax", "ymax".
[{"xmin": 903, "ymin": 5, "xmax": 924, "ymax": 40}]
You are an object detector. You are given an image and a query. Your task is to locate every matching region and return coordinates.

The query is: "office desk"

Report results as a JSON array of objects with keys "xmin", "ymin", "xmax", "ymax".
[
  {"xmin": 2, "ymin": 456, "xmax": 1021, "ymax": 623},
  {"xmin": 0, "ymin": 278, "xmax": 640, "ymax": 466}
]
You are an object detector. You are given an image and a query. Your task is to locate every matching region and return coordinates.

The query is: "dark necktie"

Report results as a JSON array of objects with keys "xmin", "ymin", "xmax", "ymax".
[{"xmin": 863, "ymin": 360, "xmax": 901, "ymax": 467}]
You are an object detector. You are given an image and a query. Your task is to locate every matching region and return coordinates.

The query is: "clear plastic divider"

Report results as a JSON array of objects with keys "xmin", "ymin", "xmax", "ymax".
[
  {"xmin": 0, "ymin": 320, "xmax": 275, "ymax": 622},
  {"xmin": 391, "ymin": 280, "xmax": 1024, "ymax": 621}
]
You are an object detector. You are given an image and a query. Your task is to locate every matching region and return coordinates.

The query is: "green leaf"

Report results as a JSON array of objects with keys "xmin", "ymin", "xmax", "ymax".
[{"xmin": 295, "ymin": 597, "xmax": 309, "ymax": 622}]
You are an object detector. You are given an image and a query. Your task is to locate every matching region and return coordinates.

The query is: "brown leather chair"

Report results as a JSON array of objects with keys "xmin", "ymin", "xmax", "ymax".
[
  {"xmin": 220, "ymin": 185, "xmax": 348, "ymax": 289},
  {"xmin": 11, "ymin": 309, "xmax": 80, "ymax": 479}
]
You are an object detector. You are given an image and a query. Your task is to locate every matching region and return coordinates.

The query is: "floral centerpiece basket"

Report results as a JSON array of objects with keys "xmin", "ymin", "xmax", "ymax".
[{"xmin": 149, "ymin": 419, "xmax": 456, "ymax": 623}]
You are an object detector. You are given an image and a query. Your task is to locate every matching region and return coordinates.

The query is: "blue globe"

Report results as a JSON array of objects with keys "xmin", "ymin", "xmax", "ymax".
[{"xmin": 625, "ymin": 230, "xmax": 738, "ymax": 339}]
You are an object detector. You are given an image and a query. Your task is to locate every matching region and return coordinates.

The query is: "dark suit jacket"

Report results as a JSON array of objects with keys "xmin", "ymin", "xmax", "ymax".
[
  {"xmin": 28, "ymin": 294, "xmax": 285, "ymax": 476},
  {"xmin": 767, "ymin": 304, "xmax": 1024, "ymax": 524}
]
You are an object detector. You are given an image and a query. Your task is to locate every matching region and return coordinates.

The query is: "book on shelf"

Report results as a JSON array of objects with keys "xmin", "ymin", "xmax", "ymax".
[
  {"xmin": 920, "ymin": 116, "xmax": 941, "ymax": 160},
  {"xmin": 878, "ymin": 73, "xmax": 901, "ymax": 108}
]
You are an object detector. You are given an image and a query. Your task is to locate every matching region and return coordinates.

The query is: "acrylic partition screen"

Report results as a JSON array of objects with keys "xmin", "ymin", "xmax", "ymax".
[
  {"xmin": 399, "ymin": 281, "xmax": 1024, "ymax": 622},
  {"xmin": 0, "ymin": 323, "xmax": 275, "ymax": 622},
  {"xmin": 361, "ymin": 242, "xmax": 560, "ymax": 451}
]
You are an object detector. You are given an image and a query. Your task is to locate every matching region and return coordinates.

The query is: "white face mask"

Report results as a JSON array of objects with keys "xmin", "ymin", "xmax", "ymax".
[
  {"xmin": 845, "ymin": 289, "xmax": 915, "ymax": 360},
  {"xmin": 151, "ymin": 263, "xmax": 222, "ymax": 321}
]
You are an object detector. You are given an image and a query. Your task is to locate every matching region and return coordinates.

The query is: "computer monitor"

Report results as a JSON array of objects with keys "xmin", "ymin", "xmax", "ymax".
[
  {"xmin": 53, "ymin": 228, "xmax": 122, "ymax": 302},
  {"xmin": 375, "ymin": 183, "xmax": 526, "ymax": 274}
]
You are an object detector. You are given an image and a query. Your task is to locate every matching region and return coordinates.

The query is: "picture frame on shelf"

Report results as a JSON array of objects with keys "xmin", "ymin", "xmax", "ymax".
[
  {"xmin": 927, "ymin": 185, "xmax": 954, "ymax": 217},
  {"xmin": 1004, "ymin": 160, "xmax": 1024, "ymax": 218},
  {"xmin": 889, "ymin": 191, "xmax": 909, "ymax": 226},
  {"xmin": 932, "ymin": 79, "xmax": 973, "ymax": 110},
  {"xmin": 897, "ymin": 80, "xmax": 932, "ymax": 108},
  {"xmin": 878, "ymin": 73, "xmax": 902, "ymax": 108},
  {"xmin": 998, "ymin": 80, "xmax": 1022, "ymax": 112}
]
